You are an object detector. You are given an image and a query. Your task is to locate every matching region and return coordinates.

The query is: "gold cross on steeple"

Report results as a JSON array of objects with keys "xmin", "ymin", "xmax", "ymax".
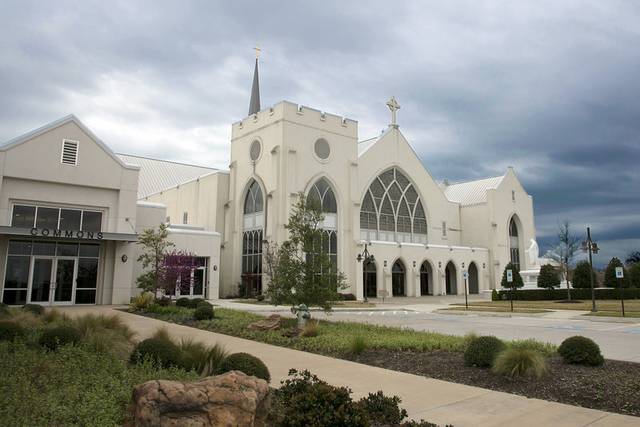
[{"xmin": 254, "ymin": 46, "xmax": 261, "ymax": 59}]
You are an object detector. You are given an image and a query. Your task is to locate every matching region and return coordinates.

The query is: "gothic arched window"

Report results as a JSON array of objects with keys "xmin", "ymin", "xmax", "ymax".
[
  {"xmin": 242, "ymin": 179, "xmax": 264, "ymax": 296},
  {"xmin": 360, "ymin": 168, "xmax": 428, "ymax": 243},
  {"xmin": 307, "ymin": 178, "xmax": 338, "ymax": 270},
  {"xmin": 509, "ymin": 216, "xmax": 520, "ymax": 270}
]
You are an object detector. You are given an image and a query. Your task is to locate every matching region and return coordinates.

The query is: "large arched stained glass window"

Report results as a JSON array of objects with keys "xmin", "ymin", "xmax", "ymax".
[
  {"xmin": 360, "ymin": 168, "xmax": 428, "ymax": 243},
  {"xmin": 307, "ymin": 178, "xmax": 338, "ymax": 270},
  {"xmin": 242, "ymin": 179, "xmax": 264, "ymax": 296}
]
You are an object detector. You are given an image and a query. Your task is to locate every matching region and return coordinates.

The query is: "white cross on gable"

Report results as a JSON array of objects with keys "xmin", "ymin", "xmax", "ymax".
[{"xmin": 386, "ymin": 96, "xmax": 400, "ymax": 127}]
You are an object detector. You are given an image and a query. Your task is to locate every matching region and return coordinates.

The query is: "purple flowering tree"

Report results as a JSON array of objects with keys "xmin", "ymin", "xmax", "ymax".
[{"xmin": 160, "ymin": 250, "xmax": 197, "ymax": 296}]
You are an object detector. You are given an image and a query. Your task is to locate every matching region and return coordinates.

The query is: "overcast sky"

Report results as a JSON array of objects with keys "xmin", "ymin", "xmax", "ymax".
[{"xmin": 1, "ymin": 1, "xmax": 639, "ymax": 267}]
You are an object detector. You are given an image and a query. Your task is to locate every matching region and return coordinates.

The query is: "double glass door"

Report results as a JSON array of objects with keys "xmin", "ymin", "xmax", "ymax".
[{"xmin": 30, "ymin": 257, "xmax": 76, "ymax": 305}]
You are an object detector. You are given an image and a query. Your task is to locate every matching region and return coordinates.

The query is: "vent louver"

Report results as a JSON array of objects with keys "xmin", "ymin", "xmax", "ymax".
[{"xmin": 61, "ymin": 140, "xmax": 78, "ymax": 165}]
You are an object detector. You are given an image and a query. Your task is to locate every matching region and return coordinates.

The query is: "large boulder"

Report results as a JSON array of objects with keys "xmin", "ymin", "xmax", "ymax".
[
  {"xmin": 247, "ymin": 314, "xmax": 281, "ymax": 331},
  {"xmin": 131, "ymin": 371, "xmax": 270, "ymax": 427}
]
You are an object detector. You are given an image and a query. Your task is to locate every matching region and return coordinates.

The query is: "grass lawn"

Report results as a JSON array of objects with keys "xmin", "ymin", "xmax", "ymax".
[
  {"xmin": 441, "ymin": 306, "xmax": 551, "ymax": 314},
  {"xmin": 141, "ymin": 305, "xmax": 557, "ymax": 356},
  {"xmin": 451, "ymin": 299, "xmax": 640, "ymax": 315}
]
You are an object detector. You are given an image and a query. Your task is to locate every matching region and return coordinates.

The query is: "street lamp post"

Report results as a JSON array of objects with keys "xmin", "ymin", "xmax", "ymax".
[
  {"xmin": 356, "ymin": 244, "xmax": 375, "ymax": 302},
  {"xmin": 581, "ymin": 227, "xmax": 599, "ymax": 313}
]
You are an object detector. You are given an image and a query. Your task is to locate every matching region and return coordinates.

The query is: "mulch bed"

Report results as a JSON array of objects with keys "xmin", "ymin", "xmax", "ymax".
[{"xmin": 349, "ymin": 349, "xmax": 640, "ymax": 417}]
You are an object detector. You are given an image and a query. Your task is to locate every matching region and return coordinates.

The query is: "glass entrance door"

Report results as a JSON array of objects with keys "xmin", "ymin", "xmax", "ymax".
[
  {"xmin": 30, "ymin": 258, "xmax": 53, "ymax": 303},
  {"xmin": 53, "ymin": 258, "xmax": 76, "ymax": 304}
]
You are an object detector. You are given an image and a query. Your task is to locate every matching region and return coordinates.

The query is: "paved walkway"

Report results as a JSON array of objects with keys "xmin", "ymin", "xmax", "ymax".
[{"xmin": 60, "ymin": 306, "xmax": 638, "ymax": 427}]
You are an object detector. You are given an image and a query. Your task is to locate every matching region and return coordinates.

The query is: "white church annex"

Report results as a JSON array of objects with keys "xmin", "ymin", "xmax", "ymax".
[{"xmin": 0, "ymin": 57, "xmax": 542, "ymax": 305}]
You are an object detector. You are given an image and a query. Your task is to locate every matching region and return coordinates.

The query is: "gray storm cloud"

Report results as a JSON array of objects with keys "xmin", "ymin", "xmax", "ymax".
[{"xmin": 1, "ymin": 0, "xmax": 638, "ymax": 266}]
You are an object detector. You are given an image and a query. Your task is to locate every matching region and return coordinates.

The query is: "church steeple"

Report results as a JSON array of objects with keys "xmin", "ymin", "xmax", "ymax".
[{"xmin": 248, "ymin": 47, "xmax": 261, "ymax": 115}]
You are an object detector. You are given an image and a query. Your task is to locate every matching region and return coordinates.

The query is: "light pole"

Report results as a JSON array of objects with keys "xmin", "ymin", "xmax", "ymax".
[
  {"xmin": 581, "ymin": 227, "xmax": 599, "ymax": 313},
  {"xmin": 356, "ymin": 244, "xmax": 375, "ymax": 302}
]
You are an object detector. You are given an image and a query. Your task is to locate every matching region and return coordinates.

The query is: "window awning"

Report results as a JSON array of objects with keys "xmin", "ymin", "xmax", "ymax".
[{"xmin": 0, "ymin": 226, "xmax": 138, "ymax": 242}]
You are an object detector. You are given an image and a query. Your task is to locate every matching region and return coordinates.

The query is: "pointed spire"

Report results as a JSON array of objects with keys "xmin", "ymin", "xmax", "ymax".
[{"xmin": 248, "ymin": 47, "xmax": 261, "ymax": 115}]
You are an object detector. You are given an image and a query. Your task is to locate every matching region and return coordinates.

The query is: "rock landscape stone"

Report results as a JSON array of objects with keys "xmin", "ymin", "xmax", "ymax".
[
  {"xmin": 247, "ymin": 314, "xmax": 281, "ymax": 331},
  {"xmin": 131, "ymin": 371, "xmax": 270, "ymax": 427}
]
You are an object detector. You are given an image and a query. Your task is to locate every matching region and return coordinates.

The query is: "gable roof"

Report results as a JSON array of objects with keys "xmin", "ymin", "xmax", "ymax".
[
  {"xmin": 358, "ymin": 127, "xmax": 393, "ymax": 157},
  {"xmin": 0, "ymin": 114, "xmax": 138, "ymax": 170},
  {"xmin": 442, "ymin": 175, "xmax": 504, "ymax": 206},
  {"xmin": 117, "ymin": 153, "xmax": 219, "ymax": 199}
]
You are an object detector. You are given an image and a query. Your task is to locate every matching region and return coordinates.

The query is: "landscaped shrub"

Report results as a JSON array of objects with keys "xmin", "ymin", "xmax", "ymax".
[
  {"xmin": 175, "ymin": 297, "xmax": 191, "ymax": 307},
  {"xmin": 130, "ymin": 337, "xmax": 182, "ymax": 368},
  {"xmin": 218, "ymin": 352, "xmax": 270, "ymax": 382},
  {"xmin": 491, "ymin": 289, "xmax": 499, "ymax": 301},
  {"xmin": 0, "ymin": 320, "xmax": 26, "ymax": 342},
  {"xmin": 464, "ymin": 335, "xmax": 506, "ymax": 367},
  {"xmin": 350, "ymin": 335, "xmax": 368, "ymax": 354},
  {"xmin": 130, "ymin": 292, "xmax": 155, "ymax": 310},
  {"xmin": 537, "ymin": 264, "xmax": 560, "ymax": 290},
  {"xmin": 0, "ymin": 302, "xmax": 8, "ymax": 314},
  {"xmin": 494, "ymin": 287, "xmax": 640, "ymax": 301},
  {"xmin": 189, "ymin": 298, "xmax": 206, "ymax": 308},
  {"xmin": 269, "ymin": 369, "xmax": 368, "ymax": 427},
  {"xmin": 23, "ymin": 303, "xmax": 44, "ymax": 316},
  {"xmin": 194, "ymin": 304, "xmax": 214, "ymax": 320},
  {"xmin": 357, "ymin": 391, "xmax": 408, "ymax": 425},
  {"xmin": 492, "ymin": 348, "xmax": 547, "ymax": 378},
  {"xmin": 178, "ymin": 338, "xmax": 228, "ymax": 375},
  {"xmin": 571, "ymin": 261, "xmax": 597, "ymax": 289},
  {"xmin": 558, "ymin": 336, "xmax": 604, "ymax": 366},
  {"xmin": 39, "ymin": 325, "xmax": 81, "ymax": 350},
  {"xmin": 339, "ymin": 293, "xmax": 357, "ymax": 301},
  {"xmin": 157, "ymin": 296, "xmax": 171, "ymax": 306},
  {"xmin": 256, "ymin": 294, "xmax": 265, "ymax": 302}
]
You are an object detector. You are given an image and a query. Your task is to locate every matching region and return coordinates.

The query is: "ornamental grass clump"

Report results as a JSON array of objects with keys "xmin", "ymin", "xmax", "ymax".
[
  {"xmin": 464, "ymin": 335, "xmax": 506, "ymax": 367},
  {"xmin": 558, "ymin": 336, "xmax": 604, "ymax": 366},
  {"xmin": 129, "ymin": 292, "xmax": 155, "ymax": 311},
  {"xmin": 492, "ymin": 348, "xmax": 548, "ymax": 378},
  {"xmin": 218, "ymin": 352, "xmax": 270, "ymax": 382},
  {"xmin": 300, "ymin": 320, "xmax": 319, "ymax": 338},
  {"xmin": 350, "ymin": 335, "xmax": 368, "ymax": 355},
  {"xmin": 72, "ymin": 313, "xmax": 135, "ymax": 360},
  {"xmin": 178, "ymin": 338, "xmax": 228, "ymax": 376},
  {"xmin": 23, "ymin": 303, "xmax": 44, "ymax": 316}
]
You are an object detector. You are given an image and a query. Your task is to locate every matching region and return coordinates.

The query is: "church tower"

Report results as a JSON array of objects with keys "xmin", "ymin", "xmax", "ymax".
[{"xmin": 222, "ymin": 51, "xmax": 360, "ymax": 297}]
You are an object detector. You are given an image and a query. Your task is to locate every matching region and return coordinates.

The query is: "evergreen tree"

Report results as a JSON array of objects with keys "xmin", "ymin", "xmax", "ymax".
[
  {"xmin": 537, "ymin": 264, "xmax": 560, "ymax": 290},
  {"xmin": 571, "ymin": 260, "xmax": 597, "ymax": 289},
  {"xmin": 501, "ymin": 262, "xmax": 524, "ymax": 289},
  {"xmin": 603, "ymin": 257, "xmax": 628, "ymax": 288}
]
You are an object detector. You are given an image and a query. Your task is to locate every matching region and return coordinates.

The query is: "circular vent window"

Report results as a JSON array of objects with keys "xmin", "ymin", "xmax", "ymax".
[
  {"xmin": 314, "ymin": 138, "xmax": 330, "ymax": 160},
  {"xmin": 249, "ymin": 140, "xmax": 261, "ymax": 161}
]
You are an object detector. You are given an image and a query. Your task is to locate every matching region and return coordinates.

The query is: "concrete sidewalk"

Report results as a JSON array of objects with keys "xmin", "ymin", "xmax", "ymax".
[{"xmin": 60, "ymin": 306, "xmax": 638, "ymax": 427}]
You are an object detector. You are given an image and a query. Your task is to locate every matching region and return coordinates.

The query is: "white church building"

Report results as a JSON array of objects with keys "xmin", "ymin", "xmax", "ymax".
[{"xmin": 0, "ymin": 58, "xmax": 542, "ymax": 306}]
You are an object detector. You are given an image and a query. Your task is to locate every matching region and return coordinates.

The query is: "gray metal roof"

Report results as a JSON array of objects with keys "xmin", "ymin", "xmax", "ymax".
[
  {"xmin": 443, "ymin": 175, "xmax": 504, "ymax": 206},
  {"xmin": 117, "ymin": 154, "xmax": 218, "ymax": 199}
]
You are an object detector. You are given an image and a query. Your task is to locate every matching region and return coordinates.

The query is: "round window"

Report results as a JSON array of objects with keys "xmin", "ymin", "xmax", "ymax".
[
  {"xmin": 249, "ymin": 140, "xmax": 261, "ymax": 161},
  {"xmin": 314, "ymin": 138, "xmax": 330, "ymax": 160}
]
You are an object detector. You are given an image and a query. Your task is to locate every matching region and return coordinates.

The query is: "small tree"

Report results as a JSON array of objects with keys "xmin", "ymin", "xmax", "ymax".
[
  {"xmin": 545, "ymin": 221, "xmax": 580, "ymax": 300},
  {"xmin": 501, "ymin": 262, "xmax": 524, "ymax": 290},
  {"xmin": 161, "ymin": 250, "xmax": 197, "ymax": 296},
  {"xmin": 629, "ymin": 262, "xmax": 640, "ymax": 288},
  {"xmin": 625, "ymin": 251, "xmax": 640, "ymax": 265},
  {"xmin": 603, "ymin": 257, "xmax": 628, "ymax": 288},
  {"xmin": 537, "ymin": 264, "xmax": 560, "ymax": 290},
  {"xmin": 136, "ymin": 223, "xmax": 174, "ymax": 297},
  {"xmin": 571, "ymin": 260, "xmax": 597, "ymax": 289},
  {"xmin": 264, "ymin": 193, "xmax": 347, "ymax": 312}
]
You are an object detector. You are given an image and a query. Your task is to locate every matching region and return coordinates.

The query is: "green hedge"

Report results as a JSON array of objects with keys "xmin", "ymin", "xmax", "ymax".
[{"xmin": 493, "ymin": 287, "xmax": 640, "ymax": 301}]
